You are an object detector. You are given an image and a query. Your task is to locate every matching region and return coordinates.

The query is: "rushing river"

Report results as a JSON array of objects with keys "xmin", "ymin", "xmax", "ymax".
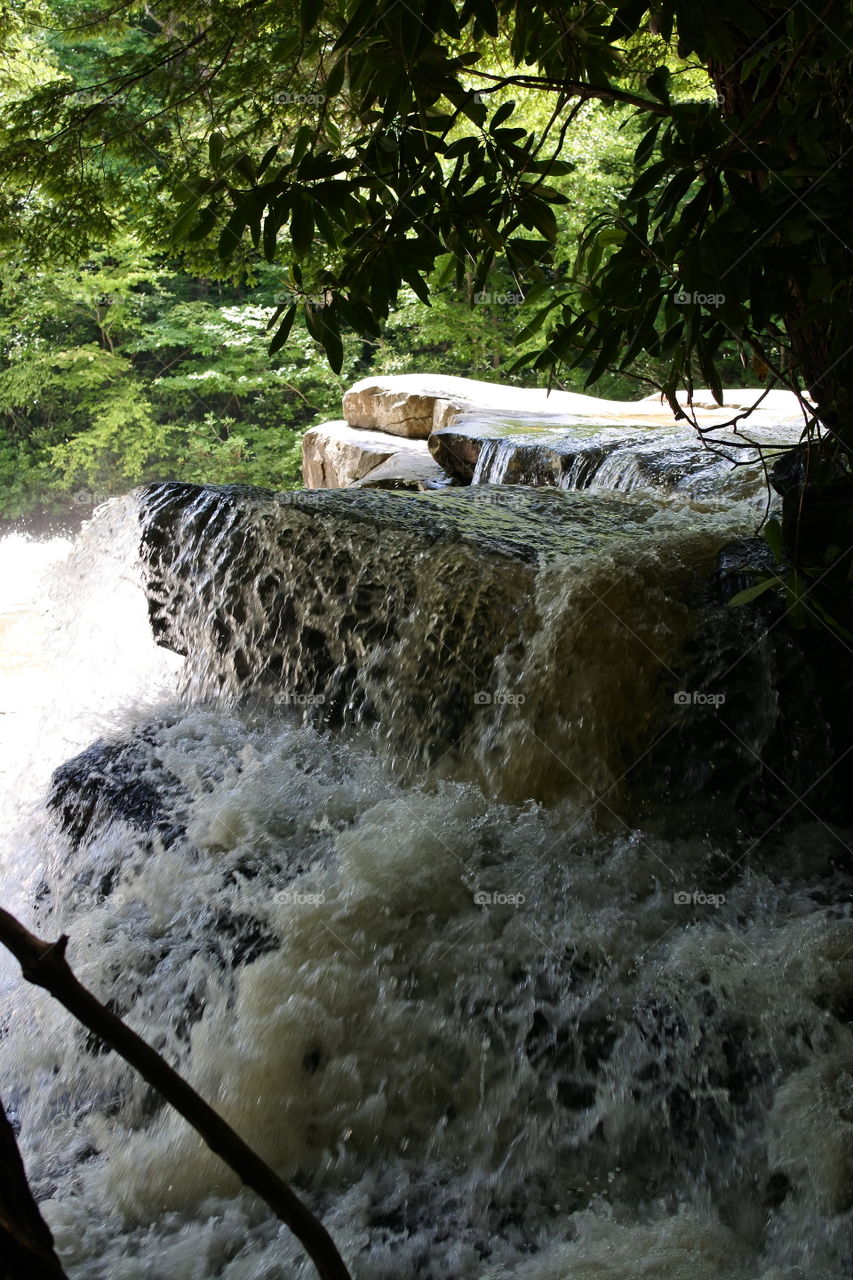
[{"xmin": 0, "ymin": 482, "xmax": 851, "ymax": 1280}]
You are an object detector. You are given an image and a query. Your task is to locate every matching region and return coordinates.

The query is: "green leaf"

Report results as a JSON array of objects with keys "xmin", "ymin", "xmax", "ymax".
[
  {"xmin": 334, "ymin": 0, "xmax": 381, "ymax": 50},
  {"xmin": 583, "ymin": 330, "xmax": 622, "ymax": 386},
  {"xmin": 490, "ymin": 100, "xmax": 516, "ymax": 131},
  {"xmin": 186, "ymin": 205, "xmax": 218, "ymax": 243},
  {"xmin": 763, "ymin": 516, "xmax": 784, "ymax": 563},
  {"xmin": 646, "ymin": 66, "xmax": 671, "ymax": 105},
  {"xmin": 461, "ymin": 0, "xmax": 499, "ymax": 35},
  {"xmin": 170, "ymin": 197, "xmax": 201, "ymax": 243},
  {"xmin": 268, "ymin": 303, "xmax": 297, "ymax": 355},
  {"xmin": 634, "ymin": 120, "xmax": 662, "ymax": 169},
  {"xmin": 653, "ymin": 169, "xmax": 696, "ymax": 223},
  {"xmin": 305, "ymin": 301, "xmax": 343, "ymax": 373},
  {"xmin": 608, "ymin": 0, "xmax": 650, "ymax": 39},
  {"xmin": 727, "ymin": 577, "xmax": 780, "ymax": 606},
  {"xmin": 257, "ymin": 144, "xmax": 279, "ymax": 176},
  {"xmin": 597, "ymin": 227, "xmax": 626, "ymax": 247},
  {"xmin": 517, "ymin": 195, "xmax": 558, "ymax": 240},
  {"xmin": 272, "ymin": 30, "xmax": 302, "ymax": 61},
  {"xmin": 697, "ymin": 339, "xmax": 723, "ymax": 405},
  {"xmin": 208, "ymin": 132, "xmax": 225, "ymax": 171},
  {"xmin": 627, "ymin": 160, "xmax": 670, "ymax": 201},
  {"xmin": 300, "ymin": 0, "xmax": 324, "ymax": 34},
  {"xmin": 217, "ymin": 206, "xmax": 246, "ymax": 258},
  {"xmin": 326, "ymin": 56, "xmax": 346, "ymax": 98},
  {"xmin": 291, "ymin": 125, "xmax": 314, "ymax": 170},
  {"xmin": 399, "ymin": 265, "xmax": 431, "ymax": 303},
  {"xmin": 291, "ymin": 197, "xmax": 314, "ymax": 257}
]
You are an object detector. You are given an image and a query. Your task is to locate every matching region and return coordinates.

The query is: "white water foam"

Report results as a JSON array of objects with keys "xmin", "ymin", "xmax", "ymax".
[{"xmin": 0, "ymin": 494, "xmax": 851, "ymax": 1280}]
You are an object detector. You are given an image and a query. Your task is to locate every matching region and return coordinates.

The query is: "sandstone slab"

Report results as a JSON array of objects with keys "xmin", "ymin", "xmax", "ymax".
[{"xmin": 302, "ymin": 420, "xmax": 430, "ymax": 488}]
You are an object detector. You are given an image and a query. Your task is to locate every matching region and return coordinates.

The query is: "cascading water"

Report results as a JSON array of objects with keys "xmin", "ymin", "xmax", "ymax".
[
  {"xmin": 463, "ymin": 410, "xmax": 806, "ymax": 508},
  {"xmin": 0, "ymin": 478, "xmax": 851, "ymax": 1280}
]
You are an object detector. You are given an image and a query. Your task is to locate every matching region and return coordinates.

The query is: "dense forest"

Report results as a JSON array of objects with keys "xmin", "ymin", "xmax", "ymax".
[
  {"xmin": 0, "ymin": 2, "xmax": 749, "ymax": 520},
  {"xmin": 0, "ymin": 0, "xmax": 850, "ymax": 613}
]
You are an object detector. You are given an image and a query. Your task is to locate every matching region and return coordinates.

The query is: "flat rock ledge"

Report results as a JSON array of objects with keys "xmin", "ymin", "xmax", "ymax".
[
  {"xmin": 304, "ymin": 375, "xmax": 806, "ymax": 496},
  {"xmin": 340, "ymin": 373, "xmax": 680, "ymax": 439},
  {"xmin": 302, "ymin": 421, "xmax": 433, "ymax": 489},
  {"xmin": 136, "ymin": 479, "xmax": 804, "ymax": 816}
]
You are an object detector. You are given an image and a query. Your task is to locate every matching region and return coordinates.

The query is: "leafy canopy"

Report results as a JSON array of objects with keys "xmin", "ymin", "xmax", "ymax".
[{"xmin": 2, "ymin": 0, "xmax": 852, "ymax": 454}]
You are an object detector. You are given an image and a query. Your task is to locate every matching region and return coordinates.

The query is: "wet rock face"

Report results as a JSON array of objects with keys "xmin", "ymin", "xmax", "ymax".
[
  {"xmin": 134, "ymin": 479, "xmax": 846, "ymax": 822},
  {"xmin": 48, "ymin": 730, "xmax": 186, "ymax": 853},
  {"xmin": 429, "ymin": 409, "xmax": 805, "ymax": 501},
  {"xmin": 138, "ymin": 481, "xmax": 666, "ymax": 785}
]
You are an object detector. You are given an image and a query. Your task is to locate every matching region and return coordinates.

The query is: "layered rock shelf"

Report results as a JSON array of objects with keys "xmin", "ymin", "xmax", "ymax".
[
  {"xmin": 301, "ymin": 420, "xmax": 438, "ymax": 489},
  {"xmin": 304, "ymin": 375, "xmax": 807, "ymax": 502},
  {"xmin": 136, "ymin": 479, "xmax": 841, "ymax": 817}
]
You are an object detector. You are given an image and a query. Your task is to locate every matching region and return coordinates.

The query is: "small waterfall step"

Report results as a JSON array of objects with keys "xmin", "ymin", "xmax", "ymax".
[{"xmin": 430, "ymin": 398, "xmax": 805, "ymax": 502}]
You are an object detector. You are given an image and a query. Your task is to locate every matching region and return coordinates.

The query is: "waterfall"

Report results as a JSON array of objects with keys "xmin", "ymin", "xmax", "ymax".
[
  {"xmin": 0, "ymin": 483, "xmax": 850, "ymax": 1280},
  {"xmin": 460, "ymin": 411, "xmax": 803, "ymax": 508}
]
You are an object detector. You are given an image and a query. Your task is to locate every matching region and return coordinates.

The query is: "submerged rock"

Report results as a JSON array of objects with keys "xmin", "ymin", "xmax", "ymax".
[
  {"xmin": 351, "ymin": 450, "xmax": 451, "ymax": 491},
  {"xmin": 48, "ymin": 728, "xmax": 186, "ymax": 854}
]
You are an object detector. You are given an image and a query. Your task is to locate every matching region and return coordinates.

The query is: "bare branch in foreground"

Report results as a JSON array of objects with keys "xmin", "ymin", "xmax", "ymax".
[{"xmin": 0, "ymin": 906, "xmax": 353, "ymax": 1280}]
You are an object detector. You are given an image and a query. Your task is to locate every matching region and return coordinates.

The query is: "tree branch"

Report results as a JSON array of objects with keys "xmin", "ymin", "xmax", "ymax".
[
  {"xmin": 467, "ymin": 68, "xmax": 671, "ymax": 116},
  {"xmin": 0, "ymin": 906, "xmax": 353, "ymax": 1280}
]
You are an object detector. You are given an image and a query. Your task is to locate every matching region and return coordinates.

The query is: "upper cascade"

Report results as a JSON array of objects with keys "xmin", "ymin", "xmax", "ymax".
[{"xmin": 303, "ymin": 374, "xmax": 808, "ymax": 502}]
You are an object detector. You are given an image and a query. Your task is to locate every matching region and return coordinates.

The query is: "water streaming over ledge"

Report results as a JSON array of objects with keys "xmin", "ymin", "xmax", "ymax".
[
  {"xmin": 464, "ymin": 412, "xmax": 806, "ymax": 508},
  {"xmin": 0, "ymin": 481, "xmax": 851, "ymax": 1280}
]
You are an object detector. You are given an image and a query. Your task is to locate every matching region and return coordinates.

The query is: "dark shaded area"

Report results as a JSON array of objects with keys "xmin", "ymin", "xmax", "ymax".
[
  {"xmin": 48, "ymin": 730, "xmax": 186, "ymax": 851},
  {"xmin": 0, "ymin": 1095, "xmax": 68, "ymax": 1279},
  {"xmin": 634, "ymin": 535, "xmax": 853, "ymax": 833}
]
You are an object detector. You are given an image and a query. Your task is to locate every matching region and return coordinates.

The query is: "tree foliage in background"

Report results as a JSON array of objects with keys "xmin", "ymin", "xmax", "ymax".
[
  {"xmin": 1, "ymin": 1, "xmax": 851, "ymax": 542},
  {"xmin": 0, "ymin": 0, "xmax": 663, "ymax": 515}
]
